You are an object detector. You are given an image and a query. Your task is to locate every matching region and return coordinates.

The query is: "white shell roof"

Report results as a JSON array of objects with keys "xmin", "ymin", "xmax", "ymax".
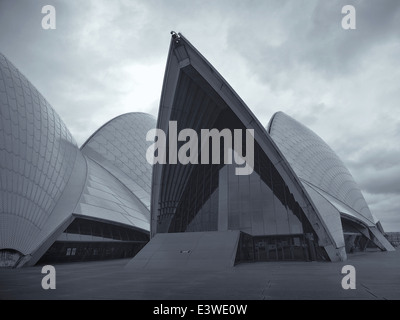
[
  {"xmin": 81, "ymin": 112, "xmax": 155, "ymax": 210},
  {"xmin": 0, "ymin": 52, "xmax": 84, "ymax": 255},
  {"xmin": 268, "ymin": 111, "xmax": 375, "ymax": 225}
]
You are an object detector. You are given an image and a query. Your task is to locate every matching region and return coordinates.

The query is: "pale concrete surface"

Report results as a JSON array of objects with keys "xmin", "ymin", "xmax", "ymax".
[
  {"xmin": 0, "ymin": 249, "xmax": 399, "ymax": 300},
  {"xmin": 126, "ymin": 231, "xmax": 240, "ymax": 269}
]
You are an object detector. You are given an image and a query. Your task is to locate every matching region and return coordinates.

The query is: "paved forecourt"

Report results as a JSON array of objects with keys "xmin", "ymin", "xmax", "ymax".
[{"xmin": 0, "ymin": 249, "xmax": 399, "ymax": 300}]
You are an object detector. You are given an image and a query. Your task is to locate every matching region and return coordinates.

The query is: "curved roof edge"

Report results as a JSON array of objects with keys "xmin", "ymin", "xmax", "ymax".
[
  {"xmin": 266, "ymin": 111, "xmax": 281, "ymax": 134},
  {"xmin": 80, "ymin": 112, "xmax": 155, "ymax": 149}
]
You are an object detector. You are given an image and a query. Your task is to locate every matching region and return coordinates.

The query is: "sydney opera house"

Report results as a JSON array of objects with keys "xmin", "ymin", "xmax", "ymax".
[{"xmin": 0, "ymin": 32, "xmax": 394, "ymax": 268}]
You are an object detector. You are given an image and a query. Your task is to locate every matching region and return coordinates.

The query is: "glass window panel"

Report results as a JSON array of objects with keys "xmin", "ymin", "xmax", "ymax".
[
  {"xmin": 273, "ymin": 184, "xmax": 290, "ymax": 234},
  {"xmin": 261, "ymin": 180, "xmax": 277, "ymax": 235}
]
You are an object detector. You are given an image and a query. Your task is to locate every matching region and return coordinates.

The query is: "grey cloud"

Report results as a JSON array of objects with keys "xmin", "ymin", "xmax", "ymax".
[
  {"xmin": 0, "ymin": 0, "xmax": 171, "ymax": 146},
  {"xmin": 365, "ymin": 192, "xmax": 400, "ymax": 231},
  {"xmin": 360, "ymin": 167, "xmax": 400, "ymax": 195},
  {"xmin": 290, "ymin": 102, "xmax": 331, "ymax": 126},
  {"xmin": 344, "ymin": 147, "xmax": 400, "ymax": 196},
  {"xmin": 357, "ymin": 148, "xmax": 400, "ymax": 171},
  {"xmin": 225, "ymin": 0, "xmax": 400, "ymax": 89}
]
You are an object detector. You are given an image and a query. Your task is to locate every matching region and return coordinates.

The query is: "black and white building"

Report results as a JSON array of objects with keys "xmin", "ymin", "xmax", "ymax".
[{"xmin": 0, "ymin": 33, "xmax": 394, "ymax": 268}]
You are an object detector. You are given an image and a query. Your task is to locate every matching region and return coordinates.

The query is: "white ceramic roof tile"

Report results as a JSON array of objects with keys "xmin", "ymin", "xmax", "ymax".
[
  {"xmin": 81, "ymin": 112, "xmax": 155, "ymax": 209},
  {"xmin": 269, "ymin": 112, "xmax": 375, "ymax": 223},
  {"xmin": 0, "ymin": 52, "xmax": 80, "ymax": 254}
]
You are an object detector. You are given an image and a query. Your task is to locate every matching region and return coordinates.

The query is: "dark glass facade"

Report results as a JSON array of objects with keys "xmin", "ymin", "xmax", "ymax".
[
  {"xmin": 168, "ymin": 163, "xmax": 220, "ymax": 233},
  {"xmin": 341, "ymin": 218, "xmax": 373, "ymax": 253},
  {"xmin": 38, "ymin": 218, "xmax": 149, "ymax": 264},
  {"xmin": 235, "ymin": 232, "xmax": 324, "ymax": 262},
  {"xmin": 155, "ymin": 105, "xmax": 323, "ymax": 260},
  {"xmin": 222, "ymin": 164, "xmax": 306, "ymax": 236},
  {"xmin": 0, "ymin": 249, "xmax": 22, "ymax": 268}
]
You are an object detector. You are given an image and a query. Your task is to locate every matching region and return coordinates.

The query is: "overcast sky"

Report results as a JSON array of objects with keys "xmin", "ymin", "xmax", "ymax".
[{"xmin": 0, "ymin": 0, "xmax": 399, "ymax": 231}]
